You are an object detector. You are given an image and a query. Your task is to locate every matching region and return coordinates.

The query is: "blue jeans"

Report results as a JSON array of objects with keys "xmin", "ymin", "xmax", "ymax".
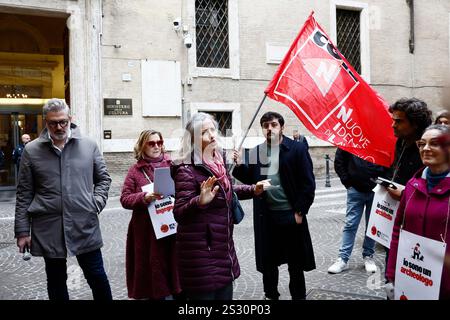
[
  {"xmin": 44, "ymin": 248, "xmax": 112, "ymax": 300},
  {"xmin": 338, "ymin": 187, "xmax": 376, "ymax": 263}
]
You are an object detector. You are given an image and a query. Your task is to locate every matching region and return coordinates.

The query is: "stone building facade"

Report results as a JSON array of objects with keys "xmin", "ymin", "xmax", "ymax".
[{"xmin": 0, "ymin": 0, "xmax": 449, "ymax": 194}]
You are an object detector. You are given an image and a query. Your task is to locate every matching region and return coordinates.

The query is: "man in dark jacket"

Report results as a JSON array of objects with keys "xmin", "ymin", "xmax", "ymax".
[
  {"xmin": 14, "ymin": 99, "xmax": 112, "ymax": 300},
  {"xmin": 328, "ymin": 148, "xmax": 385, "ymax": 274},
  {"xmin": 12, "ymin": 133, "xmax": 31, "ymax": 172},
  {"xmin": 233, "ymin": 112, "xmax": 316, "ymax": 300}
]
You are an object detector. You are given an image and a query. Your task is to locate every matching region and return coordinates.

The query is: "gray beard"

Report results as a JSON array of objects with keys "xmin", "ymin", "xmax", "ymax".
[{"xmin": 52, "ymin": 132, "xmax": 67, "ymax": 141}]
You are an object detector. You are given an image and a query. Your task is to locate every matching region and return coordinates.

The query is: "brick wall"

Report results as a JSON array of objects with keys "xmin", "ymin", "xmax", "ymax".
[{"xmin": 104, "ymin": 152, "xmax": 135, "ymax": 197}]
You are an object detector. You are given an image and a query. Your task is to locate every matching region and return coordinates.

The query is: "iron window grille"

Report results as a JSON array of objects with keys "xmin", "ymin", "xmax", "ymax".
[
  {"xmin": 336, "ymin": 9, "xmax": 361, "ymax": 74},
  {"xmin": 195, "ymin": 0, "xmax": 230, "ymax": 69},
  {"xmin": 205, "ymin": 111, "xmax": 232, "ymax": 137}
]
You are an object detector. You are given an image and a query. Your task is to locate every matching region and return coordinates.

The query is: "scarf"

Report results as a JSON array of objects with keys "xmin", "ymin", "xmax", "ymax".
[
  {"xmin": 202, "ymin": 149, "xmax": 231, "ymax": 198},
  {"xmin": 426, "ymin": 168, "xmax": 450, "ymax": 191}
]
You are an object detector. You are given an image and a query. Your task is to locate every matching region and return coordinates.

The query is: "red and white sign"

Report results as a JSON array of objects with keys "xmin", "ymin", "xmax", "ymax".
[
  {"xmin": 366, "ymin": 183, "xmax": 402, "ymax": 248},
  {"xmin": 148, "ymin": 196, "xmax": 177, "ymax": 239},
  {"xmin": 265, "ymin": 12, "xmax": 396, "ymax": 167},
  {"xmin": 395, "ymin": 229, "xmax": 446, "ymax": 300},
  {"xmin": 142, "ymin": 183, "xmax": 177, "ymax": 239}
]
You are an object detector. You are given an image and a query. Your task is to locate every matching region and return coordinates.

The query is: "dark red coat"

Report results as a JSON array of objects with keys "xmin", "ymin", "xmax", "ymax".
[
  {"xmin": 120, "ymin": 156, "xmax": 181, "ymax": 299},
  {"xmin": 171, "ymin": 162, "xmax": 255, "ymax": 294}
]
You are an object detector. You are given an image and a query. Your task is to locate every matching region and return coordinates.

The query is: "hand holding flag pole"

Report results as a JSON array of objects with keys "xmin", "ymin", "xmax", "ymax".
[{"xmin": 228, "ymin": 94, "xmax": 267, "ymax": 174}]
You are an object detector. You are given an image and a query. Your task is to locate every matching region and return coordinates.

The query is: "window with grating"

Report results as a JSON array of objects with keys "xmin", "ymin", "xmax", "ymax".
[
  {"xmin": 336, "ymin": 9, "xmax": 361, "ymax": 74},
  {"xmin": 205, "ymin": 111, "xmax": 232, "ymax": 136},
  {"xmin": 195, "ymin": 0, "xmax": 229, "ymax": 69}
]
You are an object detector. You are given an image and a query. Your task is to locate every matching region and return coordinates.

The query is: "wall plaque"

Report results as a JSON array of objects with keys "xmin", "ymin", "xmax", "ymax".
[{"xmin": 104, "ymin": 98, "xmax": 132, "ymax": 115}]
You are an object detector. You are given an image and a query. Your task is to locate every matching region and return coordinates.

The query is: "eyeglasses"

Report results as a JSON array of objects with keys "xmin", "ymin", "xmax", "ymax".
[
  {"xmin": 47, "ymin": 119, "xmax": 69, "ymax": 128},
  {"xmin": 147, "ymin": 140, "xmax": 164, "ymax": 147},
  {"xmin": 416, "ymin": 139, "xmax": 442, "ymax": 150}
]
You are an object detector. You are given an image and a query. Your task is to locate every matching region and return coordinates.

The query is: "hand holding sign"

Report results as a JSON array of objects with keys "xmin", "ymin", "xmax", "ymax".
[
  {"xmin": 387, "ymin": 185, "xmax": 404, "ymax": 201},
  {"xmin": 144, "ymin": 192, "xmax": 163, "ymax": 203}
]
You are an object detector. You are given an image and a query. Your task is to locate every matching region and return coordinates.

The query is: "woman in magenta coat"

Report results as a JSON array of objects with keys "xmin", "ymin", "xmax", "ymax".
[
  {"xmin": 120, "ymin": 130, "xmax": 181, "ymax": 300},
  {"xmin": 171, "ymin": 113, "xmax": 269, "ymax": 300},
  {"xmin": 386, "ymin": 124, "xmax": 450, "ymax": 300}
]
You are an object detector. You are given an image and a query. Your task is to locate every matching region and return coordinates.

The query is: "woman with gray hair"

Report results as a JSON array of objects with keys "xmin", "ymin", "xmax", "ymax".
[{"xmin": 171, "ymin": 112, "xmax": 269, "ymax": 300}]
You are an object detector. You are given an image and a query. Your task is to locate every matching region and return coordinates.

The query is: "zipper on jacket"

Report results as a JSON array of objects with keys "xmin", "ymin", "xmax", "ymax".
[
  {"xmin": 223, "ymin": 185, "xmax": 235, "ymax": 281},
  {"xmin": 423, "ymin": 194, "xmax": 430, "ymax": 236},
  {"xmin": 206, "ymin": 224, "xmax": 212, "ymax": 251},
  {"xmin": 59, "ymin": 150, "xmax": 70, "ymax": 256}
]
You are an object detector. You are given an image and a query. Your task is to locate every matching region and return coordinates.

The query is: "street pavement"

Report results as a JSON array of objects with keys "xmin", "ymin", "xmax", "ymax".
[{"xmin": 0, "ymin": 177, "xmax": 387, "ymax": 300}]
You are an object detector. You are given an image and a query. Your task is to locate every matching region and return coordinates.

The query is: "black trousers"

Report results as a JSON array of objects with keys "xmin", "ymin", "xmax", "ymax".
[
  {"xmin": 263, "ymin": 209, "xmax": 307, "ymax": 300},
  {"xmin": 44, "ymin": 248, "xmax": 112, "ymax": 300},
  {"xmin": 263, "ymin": 263, "xmax": 306, "ymax": 300}
]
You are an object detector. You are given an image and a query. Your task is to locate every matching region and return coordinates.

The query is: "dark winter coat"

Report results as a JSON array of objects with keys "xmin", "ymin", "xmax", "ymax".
[
  {"xmin": 387, "ymin": 138, "xmax": 424, "ymax": 185},
  {"xmin": 120, "ymin": 155, "xmax": 181, "ymax": 299},
  {"xmin": 334, "ymin": 148, "xmax": 386, "ymax": 192},
  {"xmin": 171, "ymin": 157, "xmax": 255, "ymax": 294},
  {"xmin": 232, "ymin": 136, "xmax": 316, "ymax": 273},
  {"xmin": 14, "ymin": 124, "xmax": 111, "ymax": 258}
]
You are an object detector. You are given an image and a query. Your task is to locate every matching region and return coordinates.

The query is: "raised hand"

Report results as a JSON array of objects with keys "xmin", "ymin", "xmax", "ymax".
[{"xmin": 198, "ymin": 176, "xmax": 219, "ymax": 206}]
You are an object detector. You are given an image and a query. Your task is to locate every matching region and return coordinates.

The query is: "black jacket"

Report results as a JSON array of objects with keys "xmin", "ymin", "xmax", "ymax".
[
  {"xmin": 232, "ymin": 136, "xmax": 316, "ymax": 273},
  {"xmin": 385, "ymin": 139, "xmax": 424, "ymax": 186},
  {"xmin": 12, "ymin": 143, "xmax": 25, "ymax": 166},
  {"xmin": 334, "ymin": 148, "xmax": 386, "ymax": 192}
]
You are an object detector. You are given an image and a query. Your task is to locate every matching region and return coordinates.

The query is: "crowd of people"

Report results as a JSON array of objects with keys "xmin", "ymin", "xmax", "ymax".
[{"xmin": 13, "ymin": 97, "xmax": 450, "ymax": 300}]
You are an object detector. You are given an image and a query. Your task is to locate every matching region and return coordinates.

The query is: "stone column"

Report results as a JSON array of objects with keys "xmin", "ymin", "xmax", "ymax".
[
  {"xmin": 67, "ymin": 0, "xmax": 102, "ymax": 149},
  {"xmin": 85, "ymin": 0, "xmax": 103, "ymax": 150}
]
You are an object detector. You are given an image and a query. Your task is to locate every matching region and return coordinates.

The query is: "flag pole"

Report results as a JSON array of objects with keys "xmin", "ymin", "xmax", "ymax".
[
  {"xmin": 236, "ymin": 94, "xmax": 267, "ymax": 151},
  {"xmin": 228, "ymin": 93, "xmax": 267, "ymax": 173}
]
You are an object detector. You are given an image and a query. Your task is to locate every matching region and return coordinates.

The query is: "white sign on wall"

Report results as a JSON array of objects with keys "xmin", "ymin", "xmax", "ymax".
[{"xmin": 141, "ymin": 60, "xmax": 182, "ymax": 117}]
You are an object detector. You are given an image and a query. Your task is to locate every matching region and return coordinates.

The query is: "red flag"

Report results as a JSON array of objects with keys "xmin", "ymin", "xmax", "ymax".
[{"xmin": 265, "ymin": 12, "xmax": 396, "ymax": 167}]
